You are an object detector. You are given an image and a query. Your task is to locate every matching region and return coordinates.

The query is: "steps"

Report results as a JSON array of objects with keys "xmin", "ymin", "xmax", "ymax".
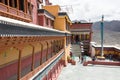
[{"xmin": 71, "ymin": 44, "xmax": 81, "ymax": 56}]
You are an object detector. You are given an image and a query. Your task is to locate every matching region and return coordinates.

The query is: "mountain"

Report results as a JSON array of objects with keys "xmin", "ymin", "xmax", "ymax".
[
  {"xmin": 92, "ymin": 20, "xmax": 120, "ymax": 32},
  {"xmin": 92, "ymin": 20, "xmax": 120, "ymax": 46}
]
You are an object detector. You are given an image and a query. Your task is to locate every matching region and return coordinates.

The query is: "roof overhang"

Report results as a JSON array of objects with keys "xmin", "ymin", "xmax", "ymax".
[
  {"xmin": 58, "ymin": 12, "xmax": 72, "ymax": 25},
  {"xmin": 0, "ymin": 16, "xmax": 67, "ymax": 36},
  {"xmin": 38, "ymin": 9, "xmax": 55, "ymax": 20}
]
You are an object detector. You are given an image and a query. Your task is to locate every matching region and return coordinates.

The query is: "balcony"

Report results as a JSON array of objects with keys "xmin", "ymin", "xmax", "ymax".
[{"xmin": 0, "ymin": 3, "xmax": 32, "ymax": 22}]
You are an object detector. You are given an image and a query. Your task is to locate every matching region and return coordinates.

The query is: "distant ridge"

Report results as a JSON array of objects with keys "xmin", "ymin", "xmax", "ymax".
[
  {"xmin": 92, "ymin": 20, "xmax": 120, "ymax": 46},
  {"xmin": 92, "ymin": 20, "xmax": 120, "ymax": 32}
]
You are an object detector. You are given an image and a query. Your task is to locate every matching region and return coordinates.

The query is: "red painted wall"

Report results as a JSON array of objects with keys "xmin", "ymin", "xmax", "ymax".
[
  {"xmin": 38, "ymin": 14, "xmax": 54, "ymax": 28},
  {"xmin": 35, "ymin": 52, "xmax": 42, "ymax": 62},
  {"xmin": 30, "ymin": 0, "xmax": 38, "ymax": 24},
  {"xmin": 0, "ymin": 61, "xmax": 18, "ymax": 80},
  {"xmin": 0, "ymin": 47, "xmax": 63, "ymax": 80},
  {"xmin": 71, "ymin": 23, "xmax": 92, "ymax": 29},
  {"xmin": 38, "ymin": 15, "xmax": 44, "ymax": 26}
]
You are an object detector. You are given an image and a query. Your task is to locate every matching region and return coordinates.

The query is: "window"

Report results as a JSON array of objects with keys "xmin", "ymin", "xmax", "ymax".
[
  {"xmin": 37, "ymin": 2, "xmax": 39, "ymax": 9},
  {"xmin": 9, "ymin": 0, "xmax": 17, "ymax": 8},
  {"xmin": 66, "ymin": 36, "xmax": 69, "ymax": 46},
  {"xmin": 87, "ymin": 34, "xmax": 90, "ymax": 40},
  {"xmin": 46, "ymin": 18, "xmax": 49, "ymax": 25},
  {"xmin": 66, "ymin": 21, "xmax": 70, "ymax": 31},
  {"xmin": 51, "ymin": 20, "xmax": 54, "ymax": 27},
  {"xmin": 5, "ymin": 0, "xmax": 7, "ymax": 5},
  {"xmin": 28, "ymin": 2, "xmax": 33, "ymax": 15},
  {"xmin": 14, "ymin": 0, "xmax": 17, "ymax": 8},
  {"xmin": 41, "ymin": 51, "xmax": 47, "ymax": 63},
  {"xmin": 0, "ymin": 0, "xmax": 17, "ymax": 7},
  {"xmin": 0, "ymin": 0, "xmax": 7, "ymax": 5},
  {"xmin": 81, "ymin": 34, "xmax": 84, "ymax": 41},
  {"xmin": 19, "ymin": 0, "xmax": 24, "ymax": 11}
]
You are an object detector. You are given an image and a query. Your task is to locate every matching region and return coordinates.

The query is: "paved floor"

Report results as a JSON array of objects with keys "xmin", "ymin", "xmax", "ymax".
[{"xmin": 57, "ymin": 57, "xmax": 120, "ymax": 80}]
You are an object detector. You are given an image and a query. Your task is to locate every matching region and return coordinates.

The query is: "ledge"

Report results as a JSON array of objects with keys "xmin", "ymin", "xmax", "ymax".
[
  {"xmin": 0, "ymin": 16, "xmax": 69, "ymax": 36},
  {"xmin": 83, "ymin": 61, "xmax": 120, "ymax": 66},
  {"xmin": 0, "ymin": 3, "xmax": 31, "ymax": 22},
  {"xmin": 38, "ymin": 9, "xmax": 55, "ymax": 20}
]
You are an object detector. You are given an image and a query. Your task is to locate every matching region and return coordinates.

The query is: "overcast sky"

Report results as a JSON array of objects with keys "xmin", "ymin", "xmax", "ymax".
[{"xmin": 49, "ymin": 0, "xmax": 120, "ymax": 22}]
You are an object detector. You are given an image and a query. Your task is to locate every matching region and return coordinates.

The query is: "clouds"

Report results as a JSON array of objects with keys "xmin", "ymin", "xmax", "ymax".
[{"xmin": 49, "ymin": 0, "xmax": 120, "ymax": 22}]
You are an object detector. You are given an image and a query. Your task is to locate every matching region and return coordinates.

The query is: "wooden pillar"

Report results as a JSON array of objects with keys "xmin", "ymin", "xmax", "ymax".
[
  {"xmin": 12, "ymin": 0, "xmax": 14, "ymax": 7},
  {"xmin": 40, "ymin": 43, "xmax": 43, "ymax": 65},
  {"xmin": 26, "ymin": 0, "xmax": 28, "ymax": 13},
  {"xmin": 57, "ymin": 40, "xmax": 59, "ymax": 52},
  {"xmin": 7, "ymin": 0, "xmax": 9, "ymax": 12},
  {"xmin": 59, "ymin": 40, "xmax": 61, "ymax": 50},
  {"xmin": 63, "ymin": 39, "xmax": 64, "ymax": 48},
  {"xmin": 59, "ymin": 40, "xmax": 61, "ymax": 49},
  {"xmin": 56, "ymin": 64, "xmax": 58, "ymax": 74},
  {"xmin": 24, "ymin": 0, "xmax": 27, "ymax": 18},
  {"xmin": 50, "ymin": 70, "xmax": 52, "ymax": 80},
  {"xmin": 55, "ymin": 65, "xmax": 57, "ymax": 78},
  {"xmin": 30, "ymin": 0, "xmax": 32, "ymax": 19},
  {"xmin": 59, "ymin": 40, "xmax": 60, "ymax": 50},
  {"xmin": 51, "ymin": 41, "xmax": 53, "ymax": 57},
  {"xmin": 107, "ymin": 50, "xmax": 109, "ymax": 55},
  {"xmin": 53, "ymin": 41, "xmax": 54, "ymax": 54},
  {"xmin": 18, "ymin": 50, "xmax": 22, "ymax": 80},
  {"xmin": 55, "ymin": 41, "xmax": 57, "ymax": 53},
  {"xmin": 7, "ymin": 0, "xmax": 9, "ymax": 6},
  {"xmin": 58, "ymin": 40, "xmax": 59, "ymax": 50},
  {"xmin": 24, "ymin": 0, "xmax": 27, "ymax": 13},
  {"xmin": 56, "ymin": 41, "xmax": 58, "ymax": 52},
  {"xmin": 2, "ymin": 0, "xmax": 5, "ymax": 4},
  {"xmin": 17, "ymin": 0, "xmax": 19, "ymax": 15},
  {"xmin": 46, "ymin": 42, "xmax": 48, "ymax": 60},
  {"xmin": 17, "ymin": 0, "xmax": 19, "ymax": 9},
  {"xmin": 31, "ymin": 46, "xmax": 35, "ymax": 71},
  {"xmin": 61, "ymin": 40, "xmax": 62, "ymax": 49}
]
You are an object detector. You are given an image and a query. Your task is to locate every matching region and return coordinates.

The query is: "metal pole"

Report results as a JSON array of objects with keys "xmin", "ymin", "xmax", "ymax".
[{"xmin": 101, "ymin": 15, "xmax": 104, "ymax": 57}]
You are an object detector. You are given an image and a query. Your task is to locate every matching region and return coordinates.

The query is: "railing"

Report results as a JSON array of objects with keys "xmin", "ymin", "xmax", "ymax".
[
  {"xmin": 0, "ymin": 3, "xmax": 31, "ymax": 22},
  {"xmin": 19, "ymin": 49, "xmax": 65, "ymax": 80},
  {"xmin": 32, "ymin": 50, "xmax": 64, "ymax": 80},
  {"xmin": 84, "ymin": 61, "xmax": 120, "ymax": 66}
]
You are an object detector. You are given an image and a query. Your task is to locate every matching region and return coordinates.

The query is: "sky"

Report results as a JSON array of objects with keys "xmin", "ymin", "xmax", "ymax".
[{"xmin": 49, "ymin": 0, "xmax": 120, "ymax": 22}]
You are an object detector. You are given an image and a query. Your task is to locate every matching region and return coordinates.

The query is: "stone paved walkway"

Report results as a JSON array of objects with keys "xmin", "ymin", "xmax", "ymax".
[{"xmin": 57, "ymin": 57, "xmax": 120, "ymax": 80}]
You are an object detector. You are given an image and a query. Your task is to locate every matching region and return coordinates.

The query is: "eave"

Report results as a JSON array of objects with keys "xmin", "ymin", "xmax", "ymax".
[
  {"xmin": 0, "ymin": 16, "xmax": 66, "ymax": 37},
  {"xmin": 38, "ymin": 9, "xmax": 55, "ymax": 20}
]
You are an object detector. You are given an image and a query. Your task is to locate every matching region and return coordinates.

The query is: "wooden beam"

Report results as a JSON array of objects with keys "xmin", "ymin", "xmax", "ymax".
[
  {"xmin": 26, "ymin": 0, "xmax": 28, "ymax": 14},
  {"xmin": 31, "ymin": 46, "xmax": 35, "ymax": 71},
  {"xmin": 12, "ymin": 0, "xmax": 14, "ymax": 7},
  {"xmin": 2, "ymin": 0, "xmax": 5, "ymax": 4},
  {"xmin": 7, "ymin": 0, "xmax": 9, "ymax": 6},
  {"xmin": 18, "ymin": 50, "xmax": 22, "ymax": 80},
  {"xmin": 40, "ymin": 43, "xmax": 43, "ymax": 65},
  {"xmin": 51, "ymin": 42, "xmax": 53, "ymax": 57},
  {"xmin": 7, "ymin": 0, "xmax": 9, "ymax": 12},
  {"xmin": 17, "ymin": 0, "xmax": 19, "ymax": 9},
  {"xmin": 46, "ymin": 41, "xmax": 48, "ymax": 60},
  {"xmin": 25, "ymin": 0, "xmax": 27, "ymax": 13},
  {"xmin": 30, "ymin": 0, "xmax": 32, "ymax": 19},
  {"xmin": 24, "ymin": 0, "xmax": 26, "ymax": 12},
  {"xmin": 17, "ymin": 0, "xmax": 19, "ymax": 15}
]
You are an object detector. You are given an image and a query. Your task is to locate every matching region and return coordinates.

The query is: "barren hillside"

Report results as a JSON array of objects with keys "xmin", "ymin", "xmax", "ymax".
[{"xmin": 92, "ymin": 21, "xmax": 120, "ymax": 46}]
